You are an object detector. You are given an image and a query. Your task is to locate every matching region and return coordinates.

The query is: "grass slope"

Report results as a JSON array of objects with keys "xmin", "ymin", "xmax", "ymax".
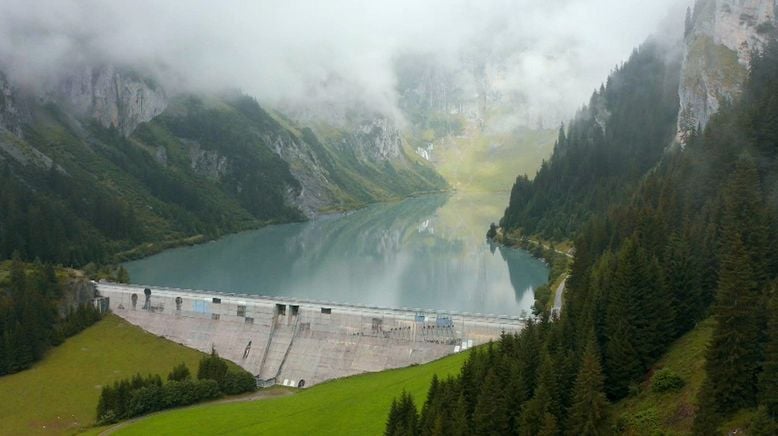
[
  {"xmin": 613, "ymin": 318, "xmax": 714, "ymax": 435},
  {"xmin": 0, "ymin": 315, "xmax": 208, "ymax": 436},
  {"xmin": 112, "ymin": 351, "xmax": 469, "ymax": 435},
  {"xmin": 434, "ymin": 127, "xmax": 556, "ymax": 192}
]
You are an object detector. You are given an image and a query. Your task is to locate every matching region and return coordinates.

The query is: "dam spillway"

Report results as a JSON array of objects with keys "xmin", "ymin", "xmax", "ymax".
[{"xmin": 96, "ymin": 282, "xmax": 525, "ymax": 387}]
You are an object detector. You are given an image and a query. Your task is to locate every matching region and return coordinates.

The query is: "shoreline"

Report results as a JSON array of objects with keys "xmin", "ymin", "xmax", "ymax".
[{"xmin": 113, "ymin": 189, "xmax": 455, "ymax": 265}]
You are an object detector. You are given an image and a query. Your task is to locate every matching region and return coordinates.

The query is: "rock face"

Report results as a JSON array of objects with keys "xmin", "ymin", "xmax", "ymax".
[
  {"xmin": 677, "ymin": 0, "xmax": 776, "ymax": 142},
  {"xmin": 185, "ymin": 140, "xmax": 229, "ymax": 181},
  {"xmin": 0, "ymin": 72, "xmax": 25, "ymax": 137},
  {"xmin": 345, "ymin": 117, "xmax": 404, "ymax": 161},
  {"xmin": 264, "ymin": 130, "xmax": 336, "ymax": 217},
  {"xmin": 52, "ymin": 65, "xmax": 167, "ymax": 136}
]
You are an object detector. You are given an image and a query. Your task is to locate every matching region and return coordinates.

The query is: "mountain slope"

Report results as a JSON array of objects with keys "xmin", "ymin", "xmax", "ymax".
[
  {"xmin": 499, "ymin": 39, "xmax": 682, "ymax": 240},
  {"xmin": 0, "ymin": 68, "xmax": 446, "ymax": 266},
  {"xmin": 384, "ymin": 7, "xmax": 778, "ymax": 435}
]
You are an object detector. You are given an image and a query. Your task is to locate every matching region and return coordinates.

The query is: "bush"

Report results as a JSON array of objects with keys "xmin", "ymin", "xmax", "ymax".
[
  {"xmin": 651, "ymin": 368, "xmax": 685, "ymax": 393},
  {"xmin": 162, "ymin": 379, "xmax": 221, "ymax": 408},
  {"xmin": 192, "ymin": 379, "xmax": 222, "ymax": 402},
  {"xmin": 168, "ymin": 362, "xmax": 191, "ymax": 381},
  {"xmin": 128, "ymin": 385, "xmax": 164, "ymax": 417},
  {"xmin": 197, "ymin": 348, "xmax": 228, "ymax": 386},
  {"xmin": 222, "ymin": 370, "xmax": 257, "ymax": 395},
  {"xmin": 162, "ymin": 380, "xmax": 198, "ymax": 407},
  {"xmin": 96, "ymin": 361, "xmax": 230, "ymax": 424}
]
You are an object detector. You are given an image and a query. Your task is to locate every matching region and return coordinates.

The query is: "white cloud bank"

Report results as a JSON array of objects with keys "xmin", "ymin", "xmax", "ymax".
[{"xmin": 0, "ymin": 0, "xmax": 689, "ymax": 123}]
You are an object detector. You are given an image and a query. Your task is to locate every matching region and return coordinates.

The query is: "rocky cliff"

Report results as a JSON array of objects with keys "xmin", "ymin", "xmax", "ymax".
[
  {"xmin": 50, "ymin": 65, "xmax": 167, "ymax": 137},
  {"xmin": 677, "ymin": 0, "xmax": 776, "ymax": 142}
]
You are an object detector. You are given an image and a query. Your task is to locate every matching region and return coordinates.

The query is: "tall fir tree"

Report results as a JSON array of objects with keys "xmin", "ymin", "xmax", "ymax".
[
  {"xmin": 566, "ymin": 337, "xmax": 610, "ymax": 435},
  {"xmin": 759, "ymin": 284, "xmax": 778, "ymax": 417},
  {"xmin": 473, "ymin": 369, "xmax": 510, "ymax": 436},
  {"xmin": 705, "ymin": 231, "xmax": 762, "ymax": 414},
  {"xmin": 663, "ymin": 234, "xmax": 702, "ymax": 335}
]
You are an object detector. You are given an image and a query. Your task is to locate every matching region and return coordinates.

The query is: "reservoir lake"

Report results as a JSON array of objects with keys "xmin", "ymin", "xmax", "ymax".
[{"xmin": 125, "ymin": 193, "xmax": 549, "ymax": 316}]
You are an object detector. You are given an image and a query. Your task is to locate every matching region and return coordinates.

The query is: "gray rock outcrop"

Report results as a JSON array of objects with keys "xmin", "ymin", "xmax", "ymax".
[
  {"xmin": 677, "ymin": 0, "xmax": 776, "ymax": 143},
  {"xmin": 52, "ymin": 65, "xmax": 167, "ymax": 136}
]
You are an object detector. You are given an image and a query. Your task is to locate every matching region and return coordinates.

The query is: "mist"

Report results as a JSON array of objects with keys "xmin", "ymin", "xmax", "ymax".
[{"xmin": 0, "ymin": 0, "xmax": 688, "ymax": 125}]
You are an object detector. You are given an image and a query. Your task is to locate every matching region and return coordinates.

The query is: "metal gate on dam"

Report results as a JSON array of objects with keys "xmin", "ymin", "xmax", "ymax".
[{"xmin": 96, "ymin": 282, "xmax": 526, "ymax": 387}]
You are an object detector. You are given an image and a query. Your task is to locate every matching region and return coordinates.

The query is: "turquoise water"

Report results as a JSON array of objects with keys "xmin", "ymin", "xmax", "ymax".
[{"xmin": 125, "ymin": 193, "xmax": 548, "ymax": 316}]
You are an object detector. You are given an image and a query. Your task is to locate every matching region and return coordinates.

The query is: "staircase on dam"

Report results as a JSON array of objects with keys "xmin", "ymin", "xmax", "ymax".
[{"xmin": 257, "ymin": 304, "xmax": 300, "ymax": 381}]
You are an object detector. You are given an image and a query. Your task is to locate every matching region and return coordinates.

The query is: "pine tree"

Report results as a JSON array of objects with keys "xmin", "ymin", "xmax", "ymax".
[
  {"xmin": 759, "ymin": 285, "xmax": 778, "ymax": 416},
  {"xmin": 693, "ymin": 378, "xmax": 720, "ymax": 435},
  {"xmin": 604, "ymin": 279, "xmax": 641, "ymax": 399},
  {"xmin": 537, "ymin": 413, "xmax": 558, "ymax": 436},
  {"xmin": 450, "ymin": 393, "xmax": 469, "ymax": 436},
  {"xmin": 518, "ymin": 353, "xmax": 559, "ymax": 436},
  {"xmin": 385, "ymin": 391, "xmax": 419, "ymax": 436},
  {"xmin": 664, "ymin": 234, "xmax": 702, "ymax": 335},
  {"xmin": 398, "ymin": 391, "xmax": 419, "ymax": 436},
  {"xmin": 566, "ymin": 337, "xmax": 610, "ymax": 435},
  {"xmin": 386, "ymin": 397, "xmax": 401, "ymax": 436},
  {"xmin": 705, "ymin": 231, "xmax": 762, "ymax": 414},
  {"xmin": 418, "ymin": 374, "xmax": 439, "ymax": 435},
  {"xmin": 474, "ymin": 369, "xmax": 510, "ymax": 435},
  {"xmin": 749, "ymin": 406, "xmax": 778, "ymax": 436}
]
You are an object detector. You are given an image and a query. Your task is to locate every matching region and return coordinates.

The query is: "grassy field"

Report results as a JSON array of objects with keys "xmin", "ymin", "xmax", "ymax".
[
  {"xmin": 108, "ymin": 351, "xmax": 469, "ymax": 435},
  {"xmin": 613, "ymin": 318, "xmax": 714, "ymax": 435},
  {"xmin": 0, "ymin": 315, "xmax": 208, "ymax": 436},
  {"xmin": 434, "ymin": 127, "xmax": 556, "ymax": 193}
]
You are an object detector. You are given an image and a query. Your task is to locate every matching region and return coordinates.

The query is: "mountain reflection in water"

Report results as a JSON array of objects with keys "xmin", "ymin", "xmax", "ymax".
[{"xmin": 125, "ymin": 193, "xmax": 548, "ymax": 316}]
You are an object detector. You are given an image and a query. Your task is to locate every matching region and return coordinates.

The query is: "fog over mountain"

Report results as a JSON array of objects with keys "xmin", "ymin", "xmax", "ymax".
[{"xmin": 0, "ymin": 0, "xmax": 687, "ymax": 124}]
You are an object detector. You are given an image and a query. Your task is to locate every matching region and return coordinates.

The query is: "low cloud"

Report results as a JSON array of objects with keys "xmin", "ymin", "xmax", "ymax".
[{"xmin": 0, "ymin": 0, "xmax": 688, "ymax": 124}]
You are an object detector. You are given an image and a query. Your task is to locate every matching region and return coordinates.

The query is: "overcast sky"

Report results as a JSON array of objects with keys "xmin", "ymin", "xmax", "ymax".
[{"xmin": 0, "ymin": 0, "xmax": 688, "ymax": 123}]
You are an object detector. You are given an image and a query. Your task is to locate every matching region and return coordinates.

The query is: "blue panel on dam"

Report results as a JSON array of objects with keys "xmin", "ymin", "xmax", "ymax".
[{"xmin": 193, "ymin": 300, "xmax": 209, "ymax": 314}]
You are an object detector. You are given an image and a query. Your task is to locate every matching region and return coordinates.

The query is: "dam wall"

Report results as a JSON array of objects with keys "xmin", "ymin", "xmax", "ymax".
[{"xmin": 96, "ymin": 282, "xmax": 525, "ymax": 387}]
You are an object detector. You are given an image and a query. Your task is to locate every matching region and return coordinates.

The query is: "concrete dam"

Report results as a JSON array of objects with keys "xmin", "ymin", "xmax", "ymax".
[{"xmin": 97, "ymin": 283, "xmax": 525, "ymax": 387}]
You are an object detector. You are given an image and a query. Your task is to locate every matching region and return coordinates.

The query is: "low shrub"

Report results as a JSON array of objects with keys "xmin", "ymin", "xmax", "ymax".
[{"xmin": 651, "ymin": 368, "xmax": 685, "ymax": 393}]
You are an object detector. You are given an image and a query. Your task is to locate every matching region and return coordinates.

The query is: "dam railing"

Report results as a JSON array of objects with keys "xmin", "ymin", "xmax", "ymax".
[{"xmin": 96, "ymin": 281, "xmax": 528, "ymax": 327}]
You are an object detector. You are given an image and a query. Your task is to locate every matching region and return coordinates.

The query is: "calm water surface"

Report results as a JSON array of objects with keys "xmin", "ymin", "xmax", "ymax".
[{"xmin": 125, "ymin": 193, "xmax": 548, "ymax": 316}]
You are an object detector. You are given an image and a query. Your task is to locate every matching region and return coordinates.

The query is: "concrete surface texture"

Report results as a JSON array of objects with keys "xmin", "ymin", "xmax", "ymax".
[{"xmin": 97, "ymin": 282, "xmax": 525, "ymax": 387}]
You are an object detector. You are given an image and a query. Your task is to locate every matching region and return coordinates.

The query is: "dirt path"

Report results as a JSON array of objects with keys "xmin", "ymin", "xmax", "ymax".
[
  {"xmin": 98, "ymin": 387, "xmax": 295, "ymax": 435},
  {"xmin": 551, "ymin": 274, "xmax": 568, "ymax": 318}
]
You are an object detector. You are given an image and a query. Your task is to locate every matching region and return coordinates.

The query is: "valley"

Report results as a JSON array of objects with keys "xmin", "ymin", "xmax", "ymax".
[{"xmin": 2, "ymin": 1, "xmax": 778, "ymax": 435}]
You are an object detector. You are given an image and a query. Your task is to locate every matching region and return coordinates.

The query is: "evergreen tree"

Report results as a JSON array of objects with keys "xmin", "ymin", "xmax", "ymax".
[
  {"xmin": 693, "ymin": 378, "xmax": 720, "ymax": 435},
  {"xmin": 386, "ymin": 397, "xmax": 401, "ymax": 436},
  {"xmin": 418, "ymin": 374, "xmax": 440, "ymax": 436},
  {"xmin": 705, "ymin": 232, "xmax": 762, "ymax": 414},
  {"xmin": 518, "ymin": 353, "xmax": 559, "ymax": 436},
  {"xmin": 750, "ymin": 406, "xmax": 778, "ymax": 436},
  {"xmin": 385, "ymin": 391, "xmax": 419, "ymax": 436},
  {"xmin": 759, "ymin": 285, "xmax": 778, "ymax": 416},
  {"xmin": 566, "ymin": 337, "xmax": 610, "ymax": 436},
  {"xmin": 664, "ymin": 234, "xmax": 702, "ymax": 334},
  {"xmin": 604, "ymin": 284, "xmax": 641, "ymax": 399},
  {"xmin": 537, "ymin": 413, "xmax": 558, "ymax": 436},
  {"xmin": 168, "ymin": 363, "xmax": 191, "ymax": 382},
  {"xmin": 473, "ymin": 369, "xmax": 510, "ymax": 435},
  {"xmin": 197, "ymin": 348, "xmax": 228, "ymax": 386},
  {"xmin": 450, "ymin": 394, "xmax": 469, "ymax": 436}
]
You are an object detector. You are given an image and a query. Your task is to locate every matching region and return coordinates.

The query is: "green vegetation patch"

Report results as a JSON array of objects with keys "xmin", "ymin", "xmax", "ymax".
[
  {"xmin": 112, "ymin": 351, "xmax": 469, "ymax": 435},
  {"xmin": 434, "ymin": 127, "xmax": 556, "ymax": 193},
  {"xmin": 0, "ymin": 315, "xmax": 207, "ymax": 435},
  {"xmin": 613, "ymin": 318, "xmax": 714, "ymax": 435}
]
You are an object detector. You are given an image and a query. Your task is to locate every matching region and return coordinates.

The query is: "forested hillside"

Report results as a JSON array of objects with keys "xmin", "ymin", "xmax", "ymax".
[
  {"xmin": 386, "ymin": 39, "xmax": 778, "ymax": 436},
  {"xmin": 0, "ymin": 82, "xmax": 445, "ymax": 266},
  {"xmin": 0, "ymin": 259, "xmax": 102, "ymax": 375},
  {"xmin": 500, "ymin": 40, "xmax": 681, "ymax": 240}
]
